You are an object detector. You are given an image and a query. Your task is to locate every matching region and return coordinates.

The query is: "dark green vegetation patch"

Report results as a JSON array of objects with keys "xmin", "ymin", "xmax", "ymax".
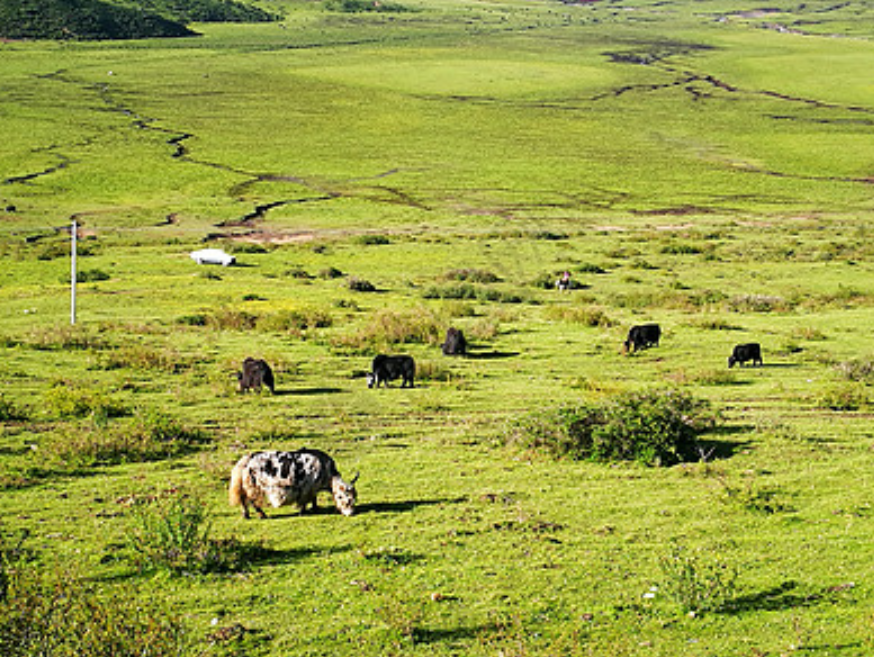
[
  {"xmin": 0, "ymin": 0, "xmax": 196, "ymax": 40},
  {"xmin": 0, "ymin": 0, "xmax": 277, "ymax": 41}
]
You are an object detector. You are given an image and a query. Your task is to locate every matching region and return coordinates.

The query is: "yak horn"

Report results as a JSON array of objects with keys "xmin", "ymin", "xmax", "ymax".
[{"xmin": 350, "ymin": 472, "xmax": 360, "ymax": 485}]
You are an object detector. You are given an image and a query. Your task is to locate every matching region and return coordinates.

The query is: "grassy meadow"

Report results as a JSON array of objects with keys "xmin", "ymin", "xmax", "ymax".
[{"xmin": 2, "ymin": 0, "xmax": 874, "ymax": 655}]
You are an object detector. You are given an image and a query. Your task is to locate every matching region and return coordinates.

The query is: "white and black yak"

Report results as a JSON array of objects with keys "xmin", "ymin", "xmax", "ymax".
[{"xmin": 229, "ymin": 449, "xmax": 358, "ymax": 519}]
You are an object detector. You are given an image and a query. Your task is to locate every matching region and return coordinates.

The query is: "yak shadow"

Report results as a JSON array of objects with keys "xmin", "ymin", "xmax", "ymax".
[
  {"xmin": 693, "ymin": 439, "xmax": 750, "ymax": 462},
  {"xmin": 356, "ymin": 497, "xmax": 466, "ymax": 515},
  {"xmin": 693, "ymin": 427, "xmax": 753, "ymax": 461},
  {"xmin": 412, "ymin": 625, "xmax": 491, "ymax": 645},
  {"xmin": 465, "ymin": 350, "xmax": 520, "ymax": 360},
  {"xmin": 238, "ymin": 543, "xmax": 331, "ymax": 567},
  {"xmin": 274, "ymin": 387, "xmax": 345, "ymax": 397},
  {"xmin": 723, "ymin": 581, "xmax": 834, "ymax": 615}
]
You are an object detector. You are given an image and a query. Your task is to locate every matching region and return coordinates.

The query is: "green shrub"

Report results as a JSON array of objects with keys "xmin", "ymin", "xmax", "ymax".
[
  {"xmin": 131, "ymin": 410, "xmax": 208, "ymax": 449},
  {"xmin": 45, "ymin": 410, "xmax": 206, "ymax": 468},
  {"xmin": 175, "ymin": 313, "xmax": 208, "ymax": 326},
  {"xmin": 124, "ymin": 489, "xmax": 246, "ymax": 575},
  {"xmin": 334, "ymin": 307, "xmax": 445, "ymax": 351},
  {"xmin": 423, "ymin": 283, "xmax": 525, "ymax": 304},
  {"xmin": 348, "ymin": 277, "xmax": 377, "ymax": 292},
  {"xmin": 23, "ymin": 325, "xmax": 109, "ymax": 351},
  {"xmin": 206, "ymin": 308, "xmax": 259, "ymax": 330},
  {"xmin": 0, "ymin": 395, "xmax": 27, "ymax": 422},
  {"xmin": 684, "ymin": 316, "xmax": 742, "ymax": 331},
  {"xmin": 816, "ymin": 383, "xmax": 868, "ymax": 411},
  {"xmin": 657, "ymin": 542, "xmax": 738, "ymax": 615},
  {"xmin": 835, "ymin": 358, "xmax": 874, "ymax": 383},
  {"xmin": 63, "ymin": 268, "xmax": 110, "ymax": 284},
  {"xmin": 0, "ymin": 560, "xmax": 191, "ymax": 656},
  {"xmin": 716, "ymin": 473, "xmax": 791, "ymax": 514},
  {"xmin": 727, "ymin": 294, "xmax": 791, "ymax": 313},
  {"xmin": 256, "ymin": 307, "xmax": 333, "ymax": 332},
  {"xmin": 284, "ymin": 266, "xmax": 312, "ymax": 279},
  {"xmin": 230, "ymin": 242, "xmax": 269, "ymax": 254},
  {"xmin": 544, "ymin": 305, "xmax": 615, "ymax": 327},
  {"xmin": 356, "ymin": 234, "xmax": 391, "ymax": 245},
  {"xmin": 325, "ymin": 0, "xmax": 412, "ymax": 12},
  {"xmin": 42, "ymin": 383, "xmax": 128, "ymax": 420},
  {"xmin": 505, "ymin": 390, "xmax": 717, "ymax": 466},
  {"xmin": 660, "ymin": 242, "xmax": 703, "ymax": 255},
  {"xmin": 319, "ymin": 266, "xmax": 344, "ymax": 279},
  {"xmin": 440, "ymin": 268, "xmax": 502, "ymax": 284},
  {"xmin": 96, "ymin": 344, "xmax": 192, "ymax": 373}
]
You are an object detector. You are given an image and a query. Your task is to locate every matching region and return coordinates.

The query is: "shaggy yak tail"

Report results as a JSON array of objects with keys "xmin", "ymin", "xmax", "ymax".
[{"xmin": 228, "ymin": 455, "xmax": 250, "ymax": 508}]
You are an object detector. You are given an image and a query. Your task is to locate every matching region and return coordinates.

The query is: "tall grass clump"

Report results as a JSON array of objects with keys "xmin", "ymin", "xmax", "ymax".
[
  {"xmin": 657, "ymin": 542, "xmax": 738, "ymax": 615},
  {"xmin": 0, "ymin": 532, "xmax": 191, "ymax": 656},
  {"xmin": 332, "ymin": 307, "xmax": 444, "ymax": 351},
  {"xmin": 256, "ymin": 307, "xmax": 333, "ymax": 332},
  {"xmin": 505, "ymin": 390, "xmax": 717, "ymax": 466},
  {"xmin": 544, "ymin": 304, "xmax": 615, "ymax": 327},
  {"xmin": 46, "ymin": 410, "xmax": 208, "ymax": 468},
  {"xmin": 124, "ymin": 489, "xmax": 247, "ymax": 575},
  {"xmin": 0, "ymin": 395, "xmax": 28, "ymax": 422},
  {"xmin": 23, "ymin": 325, "xmax": 109, "ymax": 351},
  {"xmin": 727, "ymin": 294, "xmax": 792, "ymax": 313},
  {"xmin": 42, "ymin": 382, "xmax": 128, "ymax": 421},
  {"xmin": 422, "ymin": 283, "xmax": 525, "ymax": 304},
  {"xmin": 325, "ymin": 0, "xmax": 413, "ymax": 12},
  {"xmin": 96, "ymin": 344, "xmax": 192, "ymax": 373},
  {"xmin": 816, "ymin": 383, "xmax": 869, "ymax": 411},
  {"xmin": 835, "ymin": 357, "xmax": 874, "ymax": 383},
  {"xmin": 439, "ymin": 268, "xmax": 501, "ymax": 284}
]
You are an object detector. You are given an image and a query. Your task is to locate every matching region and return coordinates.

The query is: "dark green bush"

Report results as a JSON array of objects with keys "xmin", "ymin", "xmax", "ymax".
[
  {"xmin": 423, "ymin": 283, "xmax": 524, "ymax": 304},
  {"xmin": 319, "ymin": 266, "xmax": 344, "ymax": 279},
  {"xmin": 356, "ymin": 234, "xmax": 391, "ymax": 245},
  {"xmin": 176, "ymin": 313, "xmax": 208, "ymax": 326},
  {"xmin": 660, "ymin": 242, "xmax": 703, "ymax": 255},
  {"xmin": 73, "ymin": 268, "xmax": 111, "ymax": 283},
  {"xmin": 348, "ymin": 277, "xmax": 377, "ymax": 292},
  {"xmin": 505, "ymin": 390, "xmax": 717, "ymax": 466},
  {"xmin": 440, "ymin": 268, "xmax": 502, "ymax": 284}
]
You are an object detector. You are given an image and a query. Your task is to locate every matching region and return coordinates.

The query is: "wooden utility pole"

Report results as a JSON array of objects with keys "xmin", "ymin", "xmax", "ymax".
[{"xmin": 71, "ymin": 218, "xmax": 77, "ymax": 325}]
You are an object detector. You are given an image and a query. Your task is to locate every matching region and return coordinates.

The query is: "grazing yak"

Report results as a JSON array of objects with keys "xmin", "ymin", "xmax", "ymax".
[
  {"xmin": 237, "ymin": 357, "xmax": 275, "ymax": 394},
  {"xmin": 728, "ymin": 343, "xmax": 763, "ymax": 368},
  {"xmin": 441, "ymin": 327, "xmax": 467, "ymax": 356},
  {"xmin": 623, "ymin": 323, "xmax": 661, "ymax": 353},
  {"xmin": 229, "ymin": 448, "xmax": 358, "ymax": 519},
  {"xmin": 367, "ymin": 354, "xmax": 415, "ymax": 388}
]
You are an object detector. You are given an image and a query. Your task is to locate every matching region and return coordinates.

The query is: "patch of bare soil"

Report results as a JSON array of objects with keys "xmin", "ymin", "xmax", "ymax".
[{"xmin": 214, "ymin": 230, "xmax": 318, "ymax": 244}]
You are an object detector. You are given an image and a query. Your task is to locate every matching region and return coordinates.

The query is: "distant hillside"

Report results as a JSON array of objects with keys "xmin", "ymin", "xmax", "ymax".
[
  {"xmin": 0, "ymin": 0, "xmax": 277, "ymax": 41},
  {"xmin": 115, "ymin": 0, "xmax": 277, "ymax": 24}
]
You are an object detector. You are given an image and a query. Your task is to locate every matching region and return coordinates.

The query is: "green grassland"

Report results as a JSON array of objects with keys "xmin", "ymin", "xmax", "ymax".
[{"xmin": 3, "ymin": 1, "xmax": 874, "ymax": 655}]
